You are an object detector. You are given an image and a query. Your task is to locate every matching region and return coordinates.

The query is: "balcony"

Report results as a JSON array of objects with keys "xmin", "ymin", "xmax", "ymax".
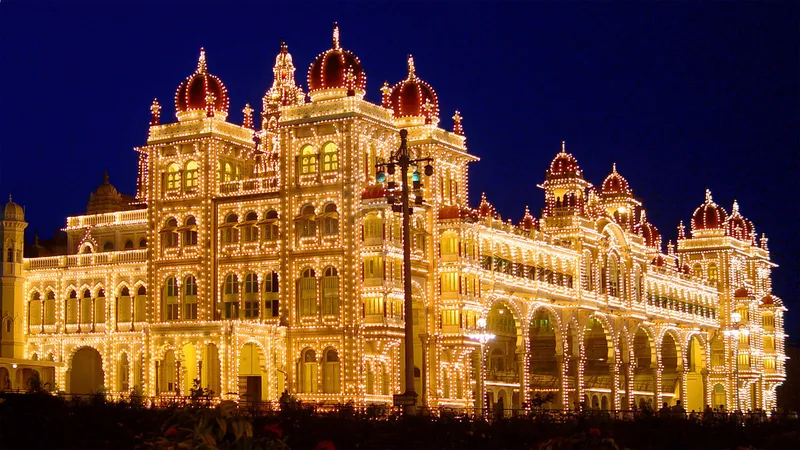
[
  {"xmin": 25, "ymin": 249, "xmax": 148, "ymax": 271},
  {"xmin": 219, "ymin": 177, "xmax": 279, "ymax": 196},
  {"xmin": 65, "ymin": 209, "xmax": 147, "ymax": 230}
]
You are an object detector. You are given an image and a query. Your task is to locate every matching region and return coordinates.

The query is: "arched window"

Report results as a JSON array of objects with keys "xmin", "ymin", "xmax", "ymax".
[
  {"xmin": 135, "ymin": 286, "xmax": 147, "ymax": 322},
  {"xmin": 222, "ymin": 213, "xmax": 239, "ymax": 244},
  {"xmin": 242, "ymin": 212, "xmax": 259, "ymax": 242},
  {"xmin": 29, "ymin": 292, "xmax": 42, "ymax": 328},
  {"xmin": 164, "ymin": 277, "xmax": 179, "ymax": 321},
  {"xmin": 322, "ymin": 349, "xmax": 340, "ymax": 393},
  {"xmin": 298, "ymin": 268, "xmax": 317, "ymax": 316},
  {"xmin": 184, "ymin": 160, "xmax": 199, "ymax": 189},
  {"xmin": 364, "ymin": 212, "xmax": 382, "ymax": 242},
  {"xmin": 413, "ymin": 216, "xmax": 427, "ymax": 253},
  {"xmin": 711, "ymin": 337, "xmax": 725, "ymax": 368},
  {"xmin": 262, "ymin": 210, "xmax": 279, "ymax": 241},
  {"xmin": 66, "ymin": 290, "xmax": 78, "ymax": 325},
  {"xmin": 103, "ymin": 241, "xmax": 114, "ymax": 251},
  {"xmin": 713, "ymin": 384, "xmax": 726, "ymax": 409},
  {"xmin": 223, "ymin": 274, "xmax": 239, "ymax": 319},
  {"xmin": 95, "ymin": 289, "xmax": 106, "ymax": 324},
  {"xmin": 322, "ymin": 267, "xmax": 339, "ymax": 316},
  {"xmin": 184, "ymin": 276, "xmax": 197, "ymax": 320},
  {"xmin": 244, "ymin": 273, "xmax": 259, "ymax": 318},
  {"xmin": 608, "ymin": 255, "xmax": 620, "ymax": 297},
  {"xmin": 222, "ymin": 162, "xmax": 233, "ymax": 183},
  {"xmin": 322, "ymin": 142, "xmax": 339, "ymax": 172},
  {"xmin": 139, "ymin": 238, "xmax": 147, "ymax": 248},
  {"xmin": 124, "ymin": 240, "xmax": 134, "ymax": 249},
  {"xmin": 44, "ymin": 291, "xmax": 56, "ymax": 325},
  {"xmin": 263, "ymin": 271, "xmax": 279, "ymax": 318},
  {"xmin": 183, "ymin": 216, "xmax": 198, "ymax": 246},
  {"xmin": 320, "ymin": 203, "xmax": 338, "ymax": 236},
  {"xmin": 162, "ymin": 218, "xmax": 179, "ymax": 248},
  {"xmin": 166, "ymin": 163, "xmax": 181, "ymax": 191},
  {"xmin": 81, "ymin": 289, "xmax": 93, "ymax": 325},
  {"xmin": 707, "ymin": 263, "xmax": 718, "ymax": 286},
  {"xmin": 582, "ymin": 252, "xmax": 594, "ymax": 291},
  {"xmin": 297, "ymin": 205, "xmax": 316, "ymax": 238},
  {"xmin": 300, "ymin": 145, "xmax": 318, "ymax": 175},
  {"xmin": 118, "ymin": 287, "xmax": 131, "ymax": 324},
  {"xmin": 6, "ymin": 246, "xmax": 12, "ymax": 263},
  {"xmin": 299, "ymin": 349, "xmax": 317, "ymax": 393}
]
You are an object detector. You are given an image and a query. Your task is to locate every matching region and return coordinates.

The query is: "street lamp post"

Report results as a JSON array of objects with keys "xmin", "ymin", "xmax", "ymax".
[
  {"xmin": 468, "ymin": 317, "xmax": 496, "ymax": 418},
  {"xmin": 376, "ymin": 129, "xmax": 434, "ymax": 416}
]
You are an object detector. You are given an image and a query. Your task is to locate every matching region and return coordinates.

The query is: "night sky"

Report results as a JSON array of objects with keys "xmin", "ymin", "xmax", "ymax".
[{"xmin": 1, "ymin": 2, "xmax": 797, "ymax": 334}]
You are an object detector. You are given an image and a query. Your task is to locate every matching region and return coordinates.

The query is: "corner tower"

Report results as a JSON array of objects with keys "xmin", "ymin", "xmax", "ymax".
[{"xmin": 0, "ymin": 196, "xmax": 27, "ymax": 358}]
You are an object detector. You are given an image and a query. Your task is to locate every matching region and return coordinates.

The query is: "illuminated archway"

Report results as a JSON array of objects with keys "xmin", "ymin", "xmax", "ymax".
[
  {"xmin": 583, "ymin": 316, "xmax": 613, "ymax": 409},
  {"xmin": 686, "ymin": 335, "xmax": 707, "ymax": 412},
  {"xmin": 528, "ymin": 307, "xmax": 560, "ymax": 408},
  {"xmin": 633, "ymin": 327, "xmax": 656, "ymax": 407},
  {"xmin": 660, "ymin": 332, "xmax": 682, "ymax": 406},
  {"xmin": 486, "ymin": 302, "xmax": 520, "ymax": 413},
  {"xmin": 68, "ymin": 347, "xmax": 104, "ymax": 394},
  {"xmin": 238, "ymin": 342, "xmax": 267, "ymax": 403}
]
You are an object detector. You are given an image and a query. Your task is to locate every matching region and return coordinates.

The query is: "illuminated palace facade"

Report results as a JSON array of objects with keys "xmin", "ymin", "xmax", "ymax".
[{"xmin": 0, "ymin": 26, "xmax": 787, "ymax": 413}]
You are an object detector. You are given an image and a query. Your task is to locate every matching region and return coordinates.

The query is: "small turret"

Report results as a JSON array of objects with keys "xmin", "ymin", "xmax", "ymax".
[{"xmin": 0, "ymin": 194, "xmax": 28, "ymax": 358}]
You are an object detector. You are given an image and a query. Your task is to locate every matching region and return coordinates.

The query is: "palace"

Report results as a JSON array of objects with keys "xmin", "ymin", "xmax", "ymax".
[{"xmin": 0, "ymin": 25, "xmax": 787, "ymax": 414}]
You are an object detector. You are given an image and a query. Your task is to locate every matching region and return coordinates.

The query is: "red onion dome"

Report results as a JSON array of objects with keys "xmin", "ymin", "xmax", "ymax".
[
  {"xmin": 691, "ymin": 189, "xmax": 728, "ymax": 233},
  {"xmin": 519, "ymin": 206, "xmax": 537, "ymax": 231},
  {"xmin": 726, "ymin": 200, "xmax": 755, "ymax": 242},
  {"xmin": 547, "ymin": 141, "xmax": 582, "ymax": 179},
  {"xmin": 651, "ymin": 255, "xmax": 667, "ymax": 267},
  {"xmin": 175, "ymin": 48, "xmax": 230, "ymax": 120},
  {"xmin": 600, "ymin": 163, "xmax": 632, "ymax": 197},
  {"xmin": 385, "ymin": 55, "xmax": 439, "ymax": 125},
  {"xmin": 681, "ymin": 264, "xmax": 692, "ymax": 275},
  {"xmin": 477, "ymin": 192, "xmax": 497, "ymax": 218},
  {"xmin": 734, "ymin": 287, "xmax": 752, "ymax": 298},
  {"xmin": 761, "ymin": 294, "xmax": 776, "ymax": 306},
  {"xmin": 307, "ymin": 24, "xmax": 366, "ymax": 100},
  {"xmin": 635, "ymin": 210, "xmax": 661, "ymax": 249}
]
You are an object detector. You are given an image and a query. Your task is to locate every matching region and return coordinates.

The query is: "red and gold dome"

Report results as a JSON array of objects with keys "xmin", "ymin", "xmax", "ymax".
[
  {"xmin": 307, "ymin": 24, "xmax": 366, "ymax": 100},
  {"xmin": 519, "ymin": 206, "xmax": 537, "ymax": 231},
  {"xmin": 726, "ymin": 200, "xmax": 755, "ymax": 242},
  {"xmin": 635, "ymin": 210, "xmax": 661, "ymax": 249},
  {"xmin": 600, "ymin": 163, "xmax": 632, "ymax": 197},
  {"xmin": 547, "ymin": 141, "xmax": 582, "ymax": 179},
  {"xmin": 175, "ymin": 48, "xmax": 230, "ymax": 121},
  {"xmin": 385, "ymin": 55, "xmax": 439, "ymax": 125},
  {"xmin": 691, "ymin": 189, "xmax": 728, "ymax": 235}
]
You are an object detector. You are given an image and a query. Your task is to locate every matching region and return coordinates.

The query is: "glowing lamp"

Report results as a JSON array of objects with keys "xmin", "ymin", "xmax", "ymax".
[
  {"xmin": 376, "ymin": 171, "xmax": 386, "ymax": 183},
  {"xmin": 387, "ymin": 164, "xmax": 396, "ymax": 175},
  {"xmin": 424, "ymin": 164, "xmax": 433, "ymax": 176},
  {"xmin": 412, "ymin": 171, "xmax": 421, "ymax": 182},
  {"xmin": 731, "ymin": 312, "xmax": 742, "ymax": 323}
]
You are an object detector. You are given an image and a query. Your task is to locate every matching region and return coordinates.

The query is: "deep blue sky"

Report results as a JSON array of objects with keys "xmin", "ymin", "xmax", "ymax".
[{"xmin": 1, "ymin": 2, "xmax": 797, "ymax": 334}]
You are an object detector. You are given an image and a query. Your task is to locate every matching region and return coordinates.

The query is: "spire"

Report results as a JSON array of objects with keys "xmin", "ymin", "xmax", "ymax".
[
  {"xmin": 732, "ymin": 199, "xmax": 740, "ymax": 215},
  {"xmin": 332, "ymin": 22, "xmax": 341, "ymax": 49},
  {"xmin": 667, "ymin": 240, "xmax": 675, "ymax": 255},
  {"xmin": 640, "ymin": 209, "xmax": 647, "ymax": 224},
  {"xmin": 381, "ymin": 81, "xmax": 391, "ymax": 107},
  {"xmin": 705, "ymin": 188, "xmax": 713, "ymax": 203},
  {"xmin": 103, "ymin": 171, "xmax": 109, "ymax": 184},
  {"xmin": 407, "ymin": 54, "xmax": 416, "ymax": 79},
  {"xmin": 8, "ymin": 194, "xmax": 11, "ymax": 202},
  {"xmin": 560, "ymin": 140, "xmax": 566, "ymax": 154},
  {"xmin": 677, "ymin": 220, "xmax": 686, "ymax": 240},
  {"xmin": 197, "ymin": 47, "xmax": 207, "ymax": 74},
  {"xmin": 150, "ymin": 98, "xmax": 161, "ymax": 125},
  {"xmin": 760, "ymin": 233, "xmax": 769, "ymax": 251},
  {"xmin": 612, "ymin": 162, "xmax": 617, "ymax": 174},
  {"xmin": 452, "ymin": 110, "xmax": 464, "ymax": 135},
  {"xmin": 242, "ymin": 103, "xmax": 254, "ymax": 129},
  {"xmin": 280, "ymin": 40, "xmax": 288, "ymax": 54}
]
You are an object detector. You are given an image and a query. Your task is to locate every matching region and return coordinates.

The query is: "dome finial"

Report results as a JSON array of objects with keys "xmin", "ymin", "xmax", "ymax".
[
  {"xmin": 452, "ymin": 110, "xmax": 464, "ymax": 135},
  {"xmin": 197, "ymin": 47, "xmax": 207, "ymax": 74},
  {"xmin": 561, "ymin": 140, "xmax": 566, "ymax": 154},
  {"xmin": 407, "ymin": 54, "xmax": 416, "ymax": 78},
  {"xmin": 280, "ymin": 40, "xmax": 288, "ymax": 53},
  {"xmin": 640, "ymin": 209, "xmax": 647, "ymax": 223},
  {"xmin": 732, "ymin": 199, "xmax": 740, "ymax": 215},
  {"xmin": 705, "ymin": 188, "xmax": 713, "ymax": 203},
  {"xmin": 103, "ymin": 171, "xmax": 109, "ymax": 184},
  {"xmin": 332, "ymin": 22, "xmax": 340, "ymax": 49},
  {"xmin": 8, "ymin": 194, "xmax": 11, "ymax": 202},
  {"xmin": 150, "ymin": 98, "xmax": 161, "ymax": 125},
  {"xmin": 242, "ymin": 103, "xmax": 254, "ymax": 129},
  {"xmin": 612, "ymin": 162, "xmax": 617, "ymax": 173}
]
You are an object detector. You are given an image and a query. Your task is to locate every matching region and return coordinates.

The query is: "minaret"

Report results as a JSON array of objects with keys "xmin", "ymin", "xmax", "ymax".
[
  {"xmin": 262, "ymin": 41, "xmax": 304, "ymax": 130},
  {"xmin": 0, "ymin": 195, "xmax": 28, "ymax": 358},
  {"xmin": 541, "ymin": 141, "xmax": 590, "ymax": 226}
]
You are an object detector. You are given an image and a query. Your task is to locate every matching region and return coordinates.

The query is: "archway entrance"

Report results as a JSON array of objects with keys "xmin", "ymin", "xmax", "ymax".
[
  {"xmin": 617, "ymin": 333, "xmax": 631, "ymax": 409},
  {"xmin": 68, "ymin": 347, "xmax": 104, "ymax": 394},
  {"xmin": 633, "ymin": 328, "xmax": 655, "ymax": 409},
  {"xmin": 660, "ymin": 333, "xmax": 681, "ymax": 406},
  {"xmin": 203, "ymin": 344, "xmax": 221, "ymax": 396},
  {"xmin": 529, "ymin": 308, "xmax": 559, "ymax": 409},
  {"xmin": 583, "ymin": 317, "xmax": 612, "ymax": 410},
  {"xmin": 486, "ymin": 303, "xmax": 519, "ymax": 415},
  {"xmin": 686, "ymin": 336, "xmax": 706, "ymax": 412},
  {"xmin": 238, "ymin": 343, "xmax": 267, "ymax": 404}
]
